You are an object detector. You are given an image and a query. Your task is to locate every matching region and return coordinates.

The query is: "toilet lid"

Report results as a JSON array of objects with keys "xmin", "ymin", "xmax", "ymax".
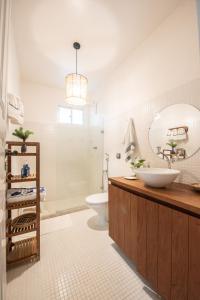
[{"xmin": 86, "ymin": 193, "xmax": 108, "ymax": 204}]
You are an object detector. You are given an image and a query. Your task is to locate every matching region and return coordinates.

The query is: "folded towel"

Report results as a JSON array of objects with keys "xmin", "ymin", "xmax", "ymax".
[
  {"xmin": 7, "ymin": 187, "xmax": 46, "ymax": 203},
  {"xmin": 123, "ymin": 118, "xmax": 135, "ymax": 162}
]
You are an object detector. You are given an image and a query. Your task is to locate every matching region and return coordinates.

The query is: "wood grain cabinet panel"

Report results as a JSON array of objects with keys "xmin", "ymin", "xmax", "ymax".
[
  {"xmin": 118, "ymin": 188, "xmax": 131, "ymax": 253},
  {"xmin": 146, "ymin": 200, "xmax": 158, "ymax": 290},
  {"xmin": 108, "ymin": 185, "xmax": 131, "ymax": 256},
  {"xmin": 188, "ymin": 216, "xmax": 200, "ymax": 300},
  {"xmin": 157, "ymin": 205, "xmax": 172, "ymax": 300},
  {"xmin": 137, "ymin": 196, "xmax": 147, "ymax": 278},
  {"xmin": 109, "ymin": 182, "xmax": 200, "ymax": 300},
  {"xmin": 122, "ymin": 191, "xmax": 132, "ymax": 258},
  {"xmin": 117, "ymin": 188, "xmax": 125, "ymax": 249},
  {"xmin": 130, "ymin": 194, "xmax": 138, "ymax": 263},
  {"xmin": 171, "ymin": 210, "xmax": 189, "ymax": 300},
  {"xmin": 108, "ymin": 184, "xmax": 119, "ymax": 242}
]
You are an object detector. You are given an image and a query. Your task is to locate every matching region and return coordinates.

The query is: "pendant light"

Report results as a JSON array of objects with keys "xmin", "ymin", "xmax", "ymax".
[{"xmin": 65, "ymin": 42, "xmax": 88, "ymax": 105}]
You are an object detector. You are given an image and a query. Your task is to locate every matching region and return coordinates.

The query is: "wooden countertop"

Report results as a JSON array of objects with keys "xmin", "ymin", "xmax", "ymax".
[{"xmin": 109, "ymin": 177, "xmax": 200, "ymax": 216}]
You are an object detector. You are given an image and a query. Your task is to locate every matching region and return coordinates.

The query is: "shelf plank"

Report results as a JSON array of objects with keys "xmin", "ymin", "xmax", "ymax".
[
  {"xmin": 7, "ymin": 198, "xmax": 37, "ymax": 210},
  {"xmin": 7, "ymin": 153, "xmax": 36, "ymax": 157},
  {"xmin": 7, "ymin": 175, "xmax": 37, "ymax": 183},
  {"xmin": 6, "ymin": 141, "xmax": 39, "ymax": 146}
]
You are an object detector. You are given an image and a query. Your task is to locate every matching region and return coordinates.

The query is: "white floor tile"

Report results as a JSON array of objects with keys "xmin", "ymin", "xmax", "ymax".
[{"xmin": 7, "ymin": 209, "xmax": 160, "ymax": 300}]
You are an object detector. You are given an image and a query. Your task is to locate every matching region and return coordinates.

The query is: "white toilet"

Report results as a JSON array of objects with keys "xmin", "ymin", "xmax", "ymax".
[{"xmin": 86, "ymin": 193, "xmax": 108, "ymax": 226}]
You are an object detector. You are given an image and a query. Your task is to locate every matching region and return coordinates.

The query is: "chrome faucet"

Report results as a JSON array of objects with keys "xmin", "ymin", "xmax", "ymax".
[
  {"xmin": 157, "ymin": 147, "xmax": 175, "ymax": 169},
  {"xmin": 160, "ymin": 152, "xmax": 172, "ymax": 169}
]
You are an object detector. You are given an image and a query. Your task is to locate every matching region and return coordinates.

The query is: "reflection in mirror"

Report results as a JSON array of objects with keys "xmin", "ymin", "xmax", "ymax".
[{"xmin": 149, "ymin": 104, "xmax": 200, "ymax": 161}]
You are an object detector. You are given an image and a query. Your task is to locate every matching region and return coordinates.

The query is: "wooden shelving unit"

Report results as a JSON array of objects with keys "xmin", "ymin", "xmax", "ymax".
[{"xmin": 6, "ymin": 141, "xmax": 40, "ymax": 267}]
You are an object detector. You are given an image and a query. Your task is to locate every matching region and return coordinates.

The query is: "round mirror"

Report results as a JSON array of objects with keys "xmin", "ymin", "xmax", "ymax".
[{"xmin": 149, "ymin": 104, "xmax": 200, "ymax": 161}]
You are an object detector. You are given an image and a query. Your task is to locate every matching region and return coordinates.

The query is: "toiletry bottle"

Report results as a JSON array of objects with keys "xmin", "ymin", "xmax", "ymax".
[
  {"xmin": 21, "ymin": 165, "xmax": 25, "ymax": 178},
  {"xmin": 24, "ymin": 163, "xmax": 30, "ymax": 177},
  {"xmin": 26, "ymin": 164, "xmax": 30, "ymax": 177}
]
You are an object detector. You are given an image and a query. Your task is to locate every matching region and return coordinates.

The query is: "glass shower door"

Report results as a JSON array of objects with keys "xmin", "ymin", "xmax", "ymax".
[{"xmin": 54, "ymin": 107, "xmax": 104, "ymax": 214}]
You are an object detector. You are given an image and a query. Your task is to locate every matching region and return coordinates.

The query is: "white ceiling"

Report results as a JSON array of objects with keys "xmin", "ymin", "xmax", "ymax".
[{"xmin": 13, "ymin": 0, "xmax": 182, "ymax": 93}]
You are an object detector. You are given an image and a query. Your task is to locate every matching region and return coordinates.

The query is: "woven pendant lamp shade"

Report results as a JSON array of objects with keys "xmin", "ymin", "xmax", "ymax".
[
  {"xmin": 65, "ymin": 73, "xmax": 88, "ymax": 105},
  {"xmin": 65, "ymin": 42, "xmax": 88, "ymax": 106}
]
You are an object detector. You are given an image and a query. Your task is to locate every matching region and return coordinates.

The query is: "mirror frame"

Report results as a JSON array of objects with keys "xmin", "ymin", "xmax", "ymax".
[{"xmin": 148, "ymin": 103, "xmax": 200, "ymax": 161}]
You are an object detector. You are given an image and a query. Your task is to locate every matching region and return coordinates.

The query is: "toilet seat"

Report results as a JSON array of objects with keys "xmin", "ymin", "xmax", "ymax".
[{"xmin": 86, "ymin": 193, "xmax": 108, "ymax": 205}]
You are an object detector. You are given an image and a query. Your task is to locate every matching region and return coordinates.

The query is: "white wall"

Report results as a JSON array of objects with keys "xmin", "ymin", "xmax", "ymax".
[
  {"xmin": 7, "ymin": 22, "xmax": 21, "ymax": 98},
  {"xmin": 7, "ymin": 18, "xmax": 21, "ymax": 140},
  {"xmin": 101, "ymin": 0, "xmax": 200, "ymax": 183}
]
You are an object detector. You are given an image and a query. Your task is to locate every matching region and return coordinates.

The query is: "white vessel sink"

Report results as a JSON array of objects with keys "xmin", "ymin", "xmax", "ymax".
[{"xmin": 135, "ymin": 168, "xmax": 180, "ymax": 188}]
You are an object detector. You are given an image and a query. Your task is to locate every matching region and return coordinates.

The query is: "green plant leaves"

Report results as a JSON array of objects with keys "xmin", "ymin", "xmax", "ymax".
[
  {"xmin": 166, "ymin": 141, "xmax": 177, "ymax": 148},
  {"xmin": 12, "ymin": 127, "xmax": 33, "ymax": 141},
  {"xmin": 130, "ymin": 158, "xmax": 146, "ymax": 168}
]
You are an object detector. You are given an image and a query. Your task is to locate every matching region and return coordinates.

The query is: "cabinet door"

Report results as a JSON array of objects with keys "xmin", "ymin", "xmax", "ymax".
[
  {"xmin": 108, "ymin": 185, "xmax": 131, "ymax": 254},
  {"xmin": 137, "ymin": 196, "xmax": 147, "ymax": 277},
  {"xmin": 171, "ymin": 210, "xmax": 188, "ymax": 300},
  {"xmin": 146, "ymin": 200, "xmax": 158, "ymax": 290},
  {"xmin": 158, "ymin": 205, "xmax": 189, "ymax": 300},
  {"xmin": 108, "ymin": 184, "xmax": 119, "ymax": 242},
  {"xmin": 130, "ymin": 194, "xmax": 138, "ymax": 263},
  {"xmin": 117, "ymin": 188, "xmax": 129, "ymax": 250},
  {"xmin": 157, "ymin": 205, "xmax": 172, "ymax": 300},
  {"xmin": 188, "ymin": 216, "xmax": 200, "ymax": 300},
  {"xmin": 120, "ymin": 190, "xmax": 131, "ymax": 258}
]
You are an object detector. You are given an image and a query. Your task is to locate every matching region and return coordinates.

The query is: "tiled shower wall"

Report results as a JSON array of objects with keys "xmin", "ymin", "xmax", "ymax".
[
  {"xmin": 103, "ymin": 78, "xmax": 200, "ymax": 184},
  {"xmin": 14, "ymin": 81, "xmax": 104, "ymax": 213}
]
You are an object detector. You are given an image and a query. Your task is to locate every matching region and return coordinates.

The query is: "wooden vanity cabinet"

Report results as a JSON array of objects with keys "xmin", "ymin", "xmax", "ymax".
[
  {"xmin": 188, "ymin": 217, "xmax": 200, "ymax": 300},
  {"xmin": 109, "ymin": 181, "xmax": 200, "ymax": 300}
]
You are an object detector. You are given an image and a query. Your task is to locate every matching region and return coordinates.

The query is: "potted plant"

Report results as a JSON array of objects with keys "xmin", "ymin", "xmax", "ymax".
[
  {"xmin": 130, "ymin": 157, "xmax": 146, "ymax": 176},
  {"xmin": 166, "ymin": 140, "xmax": 177, "ymax": 154},
  {"xmin": 12, "ymin": 127, "xmax": 34, "ymax": 153}
]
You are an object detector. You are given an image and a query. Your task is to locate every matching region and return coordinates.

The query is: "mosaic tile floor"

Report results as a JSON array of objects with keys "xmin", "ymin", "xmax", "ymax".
[{"xmin": 7, "ymin": 209, "xmax": 160, "ymax": 300}]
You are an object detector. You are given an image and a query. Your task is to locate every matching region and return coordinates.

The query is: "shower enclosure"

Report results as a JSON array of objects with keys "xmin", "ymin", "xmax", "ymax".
[{"xmin": 26, "ymin": 105, "xmax": 104, "ymax": 218}]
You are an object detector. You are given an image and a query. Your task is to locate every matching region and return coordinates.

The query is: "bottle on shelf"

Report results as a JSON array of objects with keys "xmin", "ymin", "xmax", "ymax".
[{"xmin": 21, "ymin": 162, "xmax": 30, "ymax": 178}]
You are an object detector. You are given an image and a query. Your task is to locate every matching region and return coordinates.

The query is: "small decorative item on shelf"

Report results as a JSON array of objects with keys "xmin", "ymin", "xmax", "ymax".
[
  {"xmin": 12, "ymin": 127, "xmax": 34, "ymax": 153},
  {"xmin": 21, "ymin": 163, "xmax": 30, "ymax": 178},
  {"xmin": 5, "ymin": 149, "xmax": 18, "ymax": 156}
]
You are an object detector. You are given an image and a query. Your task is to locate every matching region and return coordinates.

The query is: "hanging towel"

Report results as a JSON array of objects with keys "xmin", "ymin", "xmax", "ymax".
[{"xmin": 123, "ymin": 118, "xmax": 135, "ymax": 162}]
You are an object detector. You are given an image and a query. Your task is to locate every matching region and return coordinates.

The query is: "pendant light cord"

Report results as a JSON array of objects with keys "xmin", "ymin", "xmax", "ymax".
[{"xmin": 73, "ymin": 42, "xmax": 80, "ymax": 74}]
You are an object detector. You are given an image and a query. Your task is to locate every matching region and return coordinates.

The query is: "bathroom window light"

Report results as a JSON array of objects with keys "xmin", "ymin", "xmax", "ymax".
[{"xmin": 58, "ymin": 106, "xmax": 83, "ymax": 125}]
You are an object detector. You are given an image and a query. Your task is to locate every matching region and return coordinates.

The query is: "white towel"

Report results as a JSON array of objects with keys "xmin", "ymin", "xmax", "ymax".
[{"xmin": 123, "ymin": 118, "xmax": 135, "ymax": 162}]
